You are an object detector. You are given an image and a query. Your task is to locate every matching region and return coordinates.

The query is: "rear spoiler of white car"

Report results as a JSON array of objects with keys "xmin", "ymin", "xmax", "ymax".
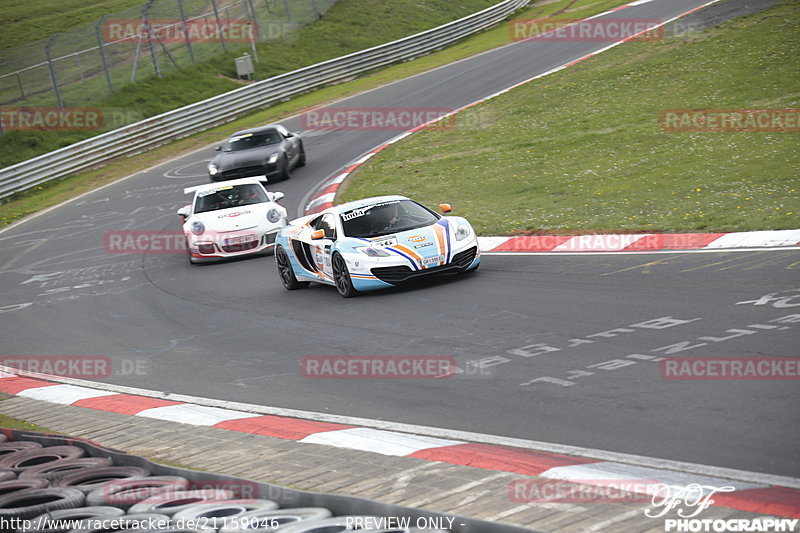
[{"xmin": 183, "ymin": 176, "xmax": 268, "ymax": 195}]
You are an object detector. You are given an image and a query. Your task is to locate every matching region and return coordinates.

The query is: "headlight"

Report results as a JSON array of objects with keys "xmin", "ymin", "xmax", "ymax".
[
  {"xmin": 208, "ymin": 163, "xmax": 219, "ymax": 175},
  {"xmin": 267, "ymin": 153, "xmax": 280, "ymax": 165},
  {"xmin": 455, "ymin": 223, "xmax": 472, "ymax": 241},
  {"xmin": 266, "ymin": 208, "xmax": 282, "ymax": 223},
  {"xmin": 191, "ymin": 221, "xmax": 205, "ymax": 235},
  {"xmin": 356, "ymin": 246, "xmax": 391, "ymax": 257}
]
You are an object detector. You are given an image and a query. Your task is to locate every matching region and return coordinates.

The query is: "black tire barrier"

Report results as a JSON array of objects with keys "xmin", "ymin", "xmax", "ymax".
[
  {"xmin": 0, "ymin": 478, "xmax": 50, "ymax": 496},
  {"xmin": 52, "ymin": 467, "xmax": 150, "ymax": 493},
  {"xmin": 170, "ymin": 500, "xmax": 279, "ymax": 530},
  {"xmin": 128, "ymin": 490, "xmax": 236, "ymax": 517},
  {"xmin": 0, "ymin": 487, "xmax": 85, "ymax": 520},
  {"xmin": 217, "ymin": 508, "xmax": 333, "ymax": 532},
  {"xmin": 3, "ymin": 432, "xmax": 538, "ymax": 533},
  {"xmin": 85, "ymin": 477, "xmax": 190, "ymax": 510},
  {"xmin": 0, "ymin": 442, "xmax": 43, "ymax": 457},
  {"xmin": 0, "ymin": 471, "xmax": 15, "ymax": 483},
  {"xmin": 19, "ymin": 458, "xmax": 114, "ymax": 482},
  {"xmin": 65, "ymin": 512, "xmax": 172, "ymax": 533},
  {"xmin": 0, "ymin": 446, "xmax": 85, "ymax": 474},
  {"xmin": 26, "ymin": 506, "xmax": 125, "ymax": 533}
]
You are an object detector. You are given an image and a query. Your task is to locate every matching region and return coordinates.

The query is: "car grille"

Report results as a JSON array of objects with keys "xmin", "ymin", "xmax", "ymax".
[
  {"xmin": 218, "ymin": 166, "xmax": 265, "ymax": 180},
  {"xmin": 452, "ymin": 246, "xmax": 478, "ymax": 268},
  {"xmin": 371, "ymin": 246, "xmax": 478, "ymax": 285},
  {"xmin": 221, "ymin": 241, "xmax": 259, "ymax": 253}
]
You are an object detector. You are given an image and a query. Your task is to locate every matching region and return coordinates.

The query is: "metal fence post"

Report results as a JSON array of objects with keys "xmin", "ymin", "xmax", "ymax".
[
  {"xmin": 210, "ymin": 0, "xmax": 227, "ymax": 51},
  {"xmin": 143, "ymin": 3, "xmax": 162, "ymax": 78},
  {"xmin": 16, "ymin": 73, "xmax": 25, "ymax": 100},
  {"xmin": 45, "ymin": 35, "xmax": 65, "ymax": 108},
  {"xmin": 283, "ymin": 0, "xmax": 293, "ymax": 26},
  {"xmin": 178, "ymin": 0, "xmax": 196, "ymax": 63},
  {"xmin": 96, "ymin": 16, "xmax": 114, "ymax": 93}
]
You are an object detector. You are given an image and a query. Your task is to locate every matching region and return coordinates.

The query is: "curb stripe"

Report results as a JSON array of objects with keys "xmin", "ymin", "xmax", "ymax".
[
  {"xmin": 215, "ymin": 415, "xmax": 353, "ymax": 440},
  {"xmin": 72, "ymin": 394, "xmax": 183, "ymax": 415},
  {"xmin": 1, "ymin": 372, "xmax": 799, "ymax": 517},
  {"xmin": 410, "ymin": 442, "xmax": 599, "ymax": 476}
]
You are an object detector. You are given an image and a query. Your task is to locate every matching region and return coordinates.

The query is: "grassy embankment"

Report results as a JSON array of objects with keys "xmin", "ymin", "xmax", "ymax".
[
  {"xmin": 339, "ymin": 1, "xmax": 800, "ymax": 234},
  {"xmin": 0, "ymin": 0, "xmax": 627, "ymax": 227}
]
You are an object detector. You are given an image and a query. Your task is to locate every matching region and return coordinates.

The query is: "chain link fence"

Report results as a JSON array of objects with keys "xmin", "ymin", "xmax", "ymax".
[{"xmin": 0, "ymin": 0, "xmax": 336, "ymax": 109}]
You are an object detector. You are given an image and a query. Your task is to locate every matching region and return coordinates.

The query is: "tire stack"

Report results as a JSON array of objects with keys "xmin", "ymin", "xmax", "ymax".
[{"xmin": 0, "ymin": 437, "xmax": 452, "ymax": 532}]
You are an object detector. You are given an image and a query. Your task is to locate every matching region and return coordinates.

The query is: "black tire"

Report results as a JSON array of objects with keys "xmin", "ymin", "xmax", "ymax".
[
  {"xmin": 27, "ymin": 506, "xmax": 124, "ymax": 533},
  {"xmin": 85, "ymin": 476, "xmax": 190, "ymax": 510},
  {"xmin": 0, "ymin": 442, "xmax": 43, "ymax": 457},
  {"xmin": 296, "ymin": 143, "xmax": 306, "ymax": 168},
  {"xmin": 52, "ymin": 466, "xmax": 149, "ymax": 493},
  {"xmin": 0, "ymin": 478, "xmax": 49, "ymax": 496},
  {"xmin": 0, "ymin": 446, "xmax": 85, "ymax": 474},
  {"xmin": 128, "ymin": 489, "xmax": 235, "ymax": 517},
  {"xmin": 275, "ymin": 246, "xmax": 309, "ymax": 290},
  {"xmin": 278, "ymin": 156, "xmax": 291, "ymax": 181},
  {"xmin": 217, "ymin": 508, "xmax": 333, "ymax": 533},
  {"xmin": 332, "ymin": 253, "xmax": 357, "ymax": 298},
  {"xmin": 0, "ymin": 487, "xmax": 85, "ymax": 520},
  {"xmin": 19, "ymin": 458, "xmax": 113, "ymax": 482},
  {"xmin": 171, "ymin": 500, "xmax": 278, "ymax": 529}
]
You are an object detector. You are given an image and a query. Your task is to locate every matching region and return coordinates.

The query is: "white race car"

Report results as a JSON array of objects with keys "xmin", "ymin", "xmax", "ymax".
[
  {"xmin": 177, "ymin": 178, "xmax": 287, "ymax": 263},
  {"xmin": 275, "ymin": 195, "xmax": 480, "ymax": 297}
]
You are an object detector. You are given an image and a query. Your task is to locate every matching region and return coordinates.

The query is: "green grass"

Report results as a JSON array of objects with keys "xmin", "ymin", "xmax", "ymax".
[
  {"xmin": 0, "ymin": 0, "xmax": 500, "ymax": 168},
  {"xmin": 0, "ymin": 0, "xmax": 627, "ymax": 227},
  {"xmin": 0, "ymin": 413, "xmax": 51, "ymax": 432},
  {"xmin": 338, "ymin": 1, "xmax": 800, "ymax": 234},
  {"xmin": 0, "ymin": 0, "xmax": 146, "ymax": 50}
]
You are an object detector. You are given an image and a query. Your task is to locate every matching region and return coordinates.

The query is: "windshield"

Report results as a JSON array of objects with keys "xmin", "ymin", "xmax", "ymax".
[
  {"xmin": 340, "ymin": 199, "xmax": 439, "ymax": 238},
  {"xmin": 194, "ymin": 183, "xmax": 268, "ymax": 213},
  {"xmin": 224, "ymin": 130, "xmax": 282, "ymax": 152}
]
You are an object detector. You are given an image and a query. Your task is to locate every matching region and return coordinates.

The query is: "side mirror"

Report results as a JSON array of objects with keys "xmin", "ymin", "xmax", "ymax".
[
  {"xmin": 439, "ymin": 203, "xmax": 452, "ymax": 214},
  {"xmin": 177, "ymin": 205, "xmax": 191, "ymax": 223},
  {"xmin": 215, "ymin": 145, "xmax": 222, "ymax": 151},
  {"xmin": 284, "ymin": 132, "xmax": 295, "ymax": 138},
  {"xmin": 310, "ymin": 229, "xmax": 325, "ymax": 240},
  {"xmin": 272, "ymin": 192, "xmax": 285, "ymax": 202}
]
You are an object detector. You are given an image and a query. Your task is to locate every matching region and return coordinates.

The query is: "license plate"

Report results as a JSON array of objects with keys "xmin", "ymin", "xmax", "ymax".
[
  {"xmin": 421, "ymin": 254, "xmax": 445, "ymax": 266},
  {"xmin": 224, "ymin": 234, "xmax": 256, "ymax": 246}
]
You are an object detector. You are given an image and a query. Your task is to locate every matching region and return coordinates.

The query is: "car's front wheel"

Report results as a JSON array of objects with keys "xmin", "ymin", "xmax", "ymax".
[
  {"xmin": 296, "ymin": 143, "xmax": 306, "ymax": 168},
  {"xmin": 332, "ymin": 253, "xmax": 357, "ymax": 298},
  {"xmin": 276, "ymin": 245, "xmax": 309, "ymax": 290},
  {"xmin": 277, "ymin": 156, "xmax": 291, "ymax": 181}
]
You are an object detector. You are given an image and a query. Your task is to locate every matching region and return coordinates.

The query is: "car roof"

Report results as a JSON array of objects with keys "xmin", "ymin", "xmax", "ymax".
[
  {"xmin": 228, "ymin": 124, "xmax": 284, "ymax": 137},
  {"xmin": 183, "ymin": 177, "xmax": 265, "ymax": 196},
  {"xmin": 330, "ymin": 195, "xmax": 410, "ymax": 214}
]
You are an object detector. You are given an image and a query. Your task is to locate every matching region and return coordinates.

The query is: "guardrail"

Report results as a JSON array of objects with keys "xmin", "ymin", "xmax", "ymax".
[{"xmin": 0, "ymin": 0, "xmax": 529, "ymax": 200}]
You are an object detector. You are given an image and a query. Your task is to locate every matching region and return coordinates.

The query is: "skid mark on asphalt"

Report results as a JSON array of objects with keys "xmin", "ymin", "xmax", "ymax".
[{"xmin": 600, "ymin": 257, "xmax": 680, "ymax": 276}]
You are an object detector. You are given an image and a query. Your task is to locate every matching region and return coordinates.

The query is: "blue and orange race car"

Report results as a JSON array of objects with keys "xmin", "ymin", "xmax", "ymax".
[{"xmin": 274, "ymin": 195, "xmax": 480, "ymax": 297}]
